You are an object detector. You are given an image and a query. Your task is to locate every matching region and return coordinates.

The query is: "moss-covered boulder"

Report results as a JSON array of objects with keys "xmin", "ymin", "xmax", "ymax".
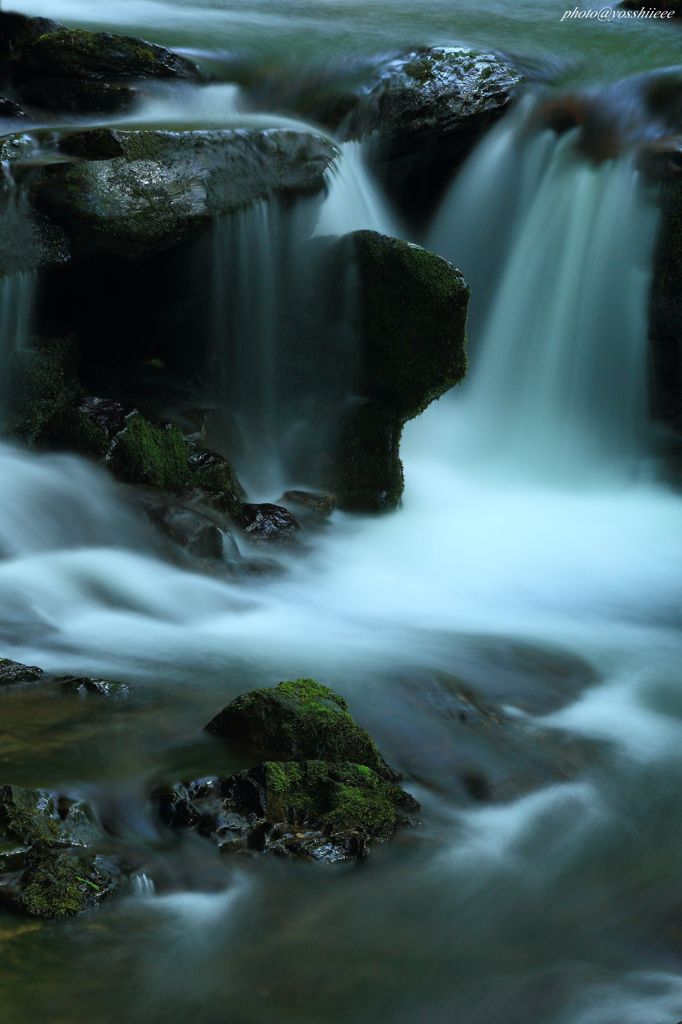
[
  {"xmin": 7, "ymin": 25, "xmax": 200, "ymax": 113},
  {"xmin": 321, "ymin": 230, "xmax": 469, "ymax": 511},
  {"xmin": 158, "ymin": 760, "xmax": 420, "ymax": 862},
  {"xmin": 0, "ymin": 784, "xmax": 124, "ymax": 918},
  {"xmin": 106, "ymin": 413, "xmax": 192, "ymax": 489},
  {"xmin": 32, "ymin": 129, "xmax": 336, "ymax": 260},
  {"xmin": 206, "ymin": 678, "xmax": 397, "ymax": 780},
  {"xmin": 0, "ymin": 13, "xmax": 60, "ymax": 61},
  {"xmin": 7, "ymin": 336, "xmax": 80, "ymax": 448}
]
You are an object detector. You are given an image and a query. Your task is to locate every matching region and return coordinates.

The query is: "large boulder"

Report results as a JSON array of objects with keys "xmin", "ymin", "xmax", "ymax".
[
  {"xmin": 240, "ymin": 46, "xmax": 522, "ymax": 221},
  {"xmin": 206, "ymin": 678, "xmax": 397, "ymax": 780},
  {"xmin": 6, "ymin": 24, "xmax": 201, "ymax": 113},
  {"xmin": 157, "ymin": 760, "xmax": 420, "ymax": 862},
  {"xmin": 31, "ymin": 128, "xmax": 337, "ymax": 260},
  {"xmin": 325, "ymin": 230, "xmax": 469, "ymax": 511},
  {"xmin": 0, "ymin": 784, "xmax": 124, "ymax": 919}
]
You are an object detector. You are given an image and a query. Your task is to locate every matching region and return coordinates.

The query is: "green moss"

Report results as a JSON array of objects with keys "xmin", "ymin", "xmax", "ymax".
[
  {"xmin": 0, "ymin": 787, "xmax": 60, "ymax": 846},
  {"xmin": 107, "ymin": 413, "xmax": 191, "ymax": 489},
  {"xmin": 20, "ymin": 852, "xmax": 106, "ymax": 920},
  {"xmin": 206, "ymin": 679, "xmax": 396, "ymax": 780},
  {"xmin": 8, "ymin": 338, "xmax": 80, "ymax": 447},
  {"xmin": 258, "ymin": 760, "xmax": 416, "ymax": 841}
]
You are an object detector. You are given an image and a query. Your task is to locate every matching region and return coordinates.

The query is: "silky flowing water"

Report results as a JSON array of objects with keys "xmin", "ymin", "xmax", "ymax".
[{"xmin": 1, "ymin": 3, "xmax": 682, "ymax": 1023}]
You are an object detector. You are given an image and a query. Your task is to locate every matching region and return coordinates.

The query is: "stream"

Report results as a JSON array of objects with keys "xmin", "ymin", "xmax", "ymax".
[{"xmin": 1, "ymin": 2, "xmax": 682, "ymax": 1022}]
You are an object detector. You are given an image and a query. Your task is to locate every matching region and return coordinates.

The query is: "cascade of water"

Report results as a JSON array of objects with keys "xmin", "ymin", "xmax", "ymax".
[
  {"xmin": 428, "ymin": 104, "xmax": 660, "ymax": 483},
  {"xmin": 314, "ymin": 140, "xmax": 400, "ymax": 239}
]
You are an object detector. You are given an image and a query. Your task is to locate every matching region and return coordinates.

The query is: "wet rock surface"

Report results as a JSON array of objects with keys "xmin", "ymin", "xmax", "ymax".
[
  {"xmin": 206, "ymin": 678, "xmax": 398, "ymax": 780},
  {"xmin": 32, "ymin": 129, "xmax": 337, "ymax": 260},
  {"xmin": 57, "ymin": 677, "xmax": 133, "ymax": 699},
  {"xmin": 0, "ymin": 659, "xmax": 43, "ymax": 686},
  {"xmin": 157, "ymin": 760, "xmax": 420, "ymax": 862},
  {"xmin": 239, "ymin": 503, "xmax": 301, "ymax": 545},
  {"xmin": 323, "ymin": 230, "xmax": 469, "ymax": 511},
  {"xmin": 0, "ymin": 784, "xmax": 125, "ymax": 919},
  {"xmin": 6, "ymin": 23, "xmax": 200, "ymax": 114}
]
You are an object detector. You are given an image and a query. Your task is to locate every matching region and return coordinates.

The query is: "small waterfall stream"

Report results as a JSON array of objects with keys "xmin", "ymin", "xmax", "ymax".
[
  {"xmin": 428, "ymin": 101, "xmax": 659, "ymax": 483},
  {"xmin": 0, "ymin": 272, "xmax": 35, "ymax": 425}
]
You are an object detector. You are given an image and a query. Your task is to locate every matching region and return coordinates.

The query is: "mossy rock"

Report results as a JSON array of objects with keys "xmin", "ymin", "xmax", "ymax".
[
  {"xmin": 106, "ymin": 413, "xmax": 192, "ymax": 489},
  {"xmin": 7, "ymin": 337, "xmax": 80, "ymax": 447},
  {"xmin": 322, "ymin": 231, "xmax": 468, "ymax": 511},
  {"xmin": 205, "ymin": 678, "xmax": 397, "ymax": 780},
  {"xmin": 9, "ymin": 27, "xmax": 200, "ymax": 86},
  {"xmin": 15, "ymin": 849, "xmax": 119, "ymax": 920},
  {"xmin": 158, "ymin": 760, "xmax": 420, "ymax": 862},
  {"xmin": 0, "ymin": 785, "xmax": 124, "ymax": 919},
  {"xmin": 0, "ymin": 785, "xmax": 61, "ymax": 846}
]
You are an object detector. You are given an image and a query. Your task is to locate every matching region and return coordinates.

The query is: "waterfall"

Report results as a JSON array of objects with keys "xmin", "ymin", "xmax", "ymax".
[
  {"xmin": 208, "ymin": 146, "xmax": 398, "ymax": 494},
  {"xmin": 0, "ymin": 271, "xmax": 36, "ymax": 428},
  {"xmin": 314, "ymin": 140, "xmax": 400, "ymax": 238},
  {"xmin": 429, "ymin": 102, "xmax": 660, "ymax": 483}
]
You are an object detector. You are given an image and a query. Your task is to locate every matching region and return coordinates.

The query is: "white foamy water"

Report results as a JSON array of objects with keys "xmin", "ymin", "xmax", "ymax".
[{"xmin": 314, "ymin": 140, "xmax": 401, "ymax": 238}]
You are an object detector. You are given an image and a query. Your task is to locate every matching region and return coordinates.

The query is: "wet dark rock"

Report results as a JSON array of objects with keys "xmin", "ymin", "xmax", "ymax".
[
  {"xmin": 0, "ymin": 658, "xmax": 43, "ymax": 686},
  {"xmin": 157, "ymin": 760, "xmax": 420, "ymax": 863},
  {"xmin": 280, "ymin": 489, "xmax": 336, "ymax": 518},
  {"xmin": 206, "ymin": 678, "xmax": 398, "ymax": 780},
  {"xmin": 0, "ymin": 784, "xmax": 123, "ymax": 919},
  {"xmin": 240, "ymin": 47, "xmax": 521, "ymax": 220},
  {"xmin": 33, "ymin": 129, "xmax": 337, "ymax": 260},
  {"xmin": 187, "ymin": 448, "xmax": 245, "ymax": 518},
  {"xmin": 57, "ymin": 676, "xmax": 133, "ymax": 698},
  {"xmin": 7, "ymin": 336, "xmax": 80, "ymax": 448},
  {"xmin": 239, "ymin": 503, "xmax": 301, "ymax": 545},
  {"xmin": 0, "ymin": 97, "xmax": 28, "ymax": 120},
  {"xmin": 142, "ymin": 495, "xmax": 229, "ymax": 561},
  {"xmin": 647, "ymin": 147, "xmax": 682, "ymax": 442},
  {"xmin": 325, "ymin": 230, "xmax": 469, "ymax": 512},
  {"xmin": 8, "ymin": 26, "xmax": 200, "ymax": 114},
  {"xmin": 0, "ymin": 13, "xmax": 60, "ymax": 61}
]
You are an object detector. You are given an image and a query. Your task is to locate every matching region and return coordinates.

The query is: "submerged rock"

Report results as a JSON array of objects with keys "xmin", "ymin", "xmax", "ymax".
[
  {"xmin": 0, "ymin": 785, "xmax": 123, "ymax": 919},
  {"xmin": 325, "ymin": 230, "xmax": 469, "ymax": 512},
  {"xmin": 206, "ymin": 678, "xmax": 397, "ymax": 780},
  {"xmin": 0, "ymin": 658, "xmax": 43, "ymax": 686},
  {"xmin": 33, "ymin": 129, "xmax": 336, "ymax": 260},
  {"xmin": 239, "ymin": 504, "xmax": 301, "ymax": 545},
  {"xmin": 158, "ymin": 760, "xmax": 419, "ymax": 862},
  {"xmin": 8, "ymin": 25, "xmax": 200, "ymax": 113},
  {"xmin": 280, "ymin": 489, "xmax": 336, "ymax": 518},
  {"xmin": 57, "ymin": 677, "xmax": 133, "ymax": 698}
]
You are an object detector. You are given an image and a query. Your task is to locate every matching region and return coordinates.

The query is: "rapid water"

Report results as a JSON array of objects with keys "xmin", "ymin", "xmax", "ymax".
[
  {"xmin": 208, "ymin": 141, "xmax": 397, "ymax": 493},
  {"xmin": 429, "ymin": 101, "xmax": 660, "ymax": 482},
  {"xmin": 1, "ymin": 5, "xmax": 682, "ymax": 1024}
]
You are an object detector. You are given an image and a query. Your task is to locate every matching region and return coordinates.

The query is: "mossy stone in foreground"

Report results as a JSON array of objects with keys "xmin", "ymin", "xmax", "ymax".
[
  {"xmin": 18, "ymin": 850, "xmax": 117, "ymax": 920},
  {"xmin": 205, "ymin": 679, "xmax": 397, "ymax": 780},
  {"xmin": 158, "ymin": 760, "xmax": 420, "ymax": 861},
  {"xmin": 107, "ymin": 413, "xmax": 191, "ymax": 489}
]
